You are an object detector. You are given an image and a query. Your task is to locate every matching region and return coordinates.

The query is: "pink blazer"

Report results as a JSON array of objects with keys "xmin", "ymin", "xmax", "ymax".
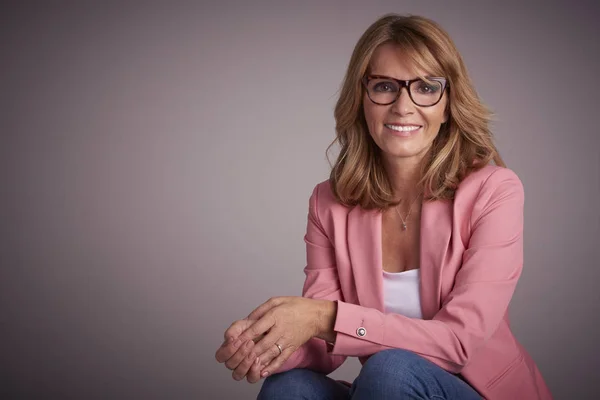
[{"xmin": 276, "ymin": 165, "xmax": 552, "ymax": 400}]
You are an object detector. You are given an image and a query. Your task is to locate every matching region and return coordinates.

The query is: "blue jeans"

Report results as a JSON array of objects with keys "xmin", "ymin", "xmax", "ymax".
[{"xmin": 257, "ymin": 349, "xmax": 482, "ymax": 399}]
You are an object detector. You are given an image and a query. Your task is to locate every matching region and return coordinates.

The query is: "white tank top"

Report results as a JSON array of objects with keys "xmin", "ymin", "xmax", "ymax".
[{"xmin": 382, "ymin": 268, "xmax": 423, "ymax": 319}]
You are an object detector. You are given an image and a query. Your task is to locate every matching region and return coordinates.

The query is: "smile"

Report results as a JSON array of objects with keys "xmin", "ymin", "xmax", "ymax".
[{"xmin": 384, "ymin": 124, "xmax": 421, "ymax": 132}]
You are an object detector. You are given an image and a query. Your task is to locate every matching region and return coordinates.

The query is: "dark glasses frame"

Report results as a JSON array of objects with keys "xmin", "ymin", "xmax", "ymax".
[{"xmin": 362, "ymin": 75, "xmax": 448, "ymax": 107}]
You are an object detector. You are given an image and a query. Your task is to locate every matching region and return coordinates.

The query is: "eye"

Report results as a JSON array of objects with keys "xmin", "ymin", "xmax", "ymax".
[
  {"xmin": 414, "ymin": 80, "xmax": 441, "ymax": 94},
  {"xmin": 372, "ymin": 81, "xmax": 398, "ymax": 93}
]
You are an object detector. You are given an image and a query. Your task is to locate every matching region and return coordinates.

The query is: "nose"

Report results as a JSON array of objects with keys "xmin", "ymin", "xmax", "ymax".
[{"xmin": 391, "ymin": 86, "xmax": 415, "ymax": 115}]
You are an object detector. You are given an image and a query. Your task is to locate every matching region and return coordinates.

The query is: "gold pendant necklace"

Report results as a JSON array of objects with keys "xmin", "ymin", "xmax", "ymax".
[{"xmin": 394, "ymin": 194, "xmax": 420, "ymax": 231}]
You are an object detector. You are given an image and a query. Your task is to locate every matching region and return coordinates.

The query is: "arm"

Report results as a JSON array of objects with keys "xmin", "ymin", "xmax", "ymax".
[
  {"xmin": 273, "ymin": 184, "xmax": 347, "ymax": 374},
  {"xmin": 321, "ymin": 168, "xmax": 525, "ymax": 373}
]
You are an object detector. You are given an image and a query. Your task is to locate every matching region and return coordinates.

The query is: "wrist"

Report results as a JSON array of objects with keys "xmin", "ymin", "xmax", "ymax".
[{"xmin": 315, "ymin": 300, "xmax": 337, "ymax": 342}]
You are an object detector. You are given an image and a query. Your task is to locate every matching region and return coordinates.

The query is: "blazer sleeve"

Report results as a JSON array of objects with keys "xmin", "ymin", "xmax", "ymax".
[
  {"xmin": 274, "ymin": 184, "xmax": 347, "ymax": 375},
  {"xmin": 330, "ymin": 168, "xmax": 525, "ymax": 373}
]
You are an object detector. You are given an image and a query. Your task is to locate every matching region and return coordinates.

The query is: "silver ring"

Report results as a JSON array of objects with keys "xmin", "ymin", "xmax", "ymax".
[{"xmin": 275, "ymin": 343, "xmax": 283, "ymax": 355}]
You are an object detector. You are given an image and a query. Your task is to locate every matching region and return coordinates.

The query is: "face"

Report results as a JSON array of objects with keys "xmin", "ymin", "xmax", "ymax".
[{"xmin": 363, "ymin": 43, "xmax": 448, "ymax": 164}]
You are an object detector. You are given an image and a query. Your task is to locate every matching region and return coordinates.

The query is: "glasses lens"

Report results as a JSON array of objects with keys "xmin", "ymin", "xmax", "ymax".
[
  {"xmin": 410, "ymin": 79, "xmax": 443, "ymax": 106},
  {"xmin": 366, "ymin": 78, "xmax": 400, "ymax": 105}
]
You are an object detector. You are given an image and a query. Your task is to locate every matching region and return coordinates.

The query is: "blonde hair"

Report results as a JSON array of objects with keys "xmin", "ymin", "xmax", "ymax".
[{"xmin": 327, "ymin": 14, "xmax": 505, "ymax": 210}]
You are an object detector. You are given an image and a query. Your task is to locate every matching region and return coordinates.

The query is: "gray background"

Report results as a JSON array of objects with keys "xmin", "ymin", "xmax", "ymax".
[{"xmin": 1, "ymin": 1, "xmax": 599, "ymax": 399}]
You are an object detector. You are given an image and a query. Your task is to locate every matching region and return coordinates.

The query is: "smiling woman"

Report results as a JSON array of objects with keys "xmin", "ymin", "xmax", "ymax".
[
  {"xmin": 215, "ymin": 13, "xmax": 553, "ymax": 400},
  {"xmin": 362, "ymin": 43, "xmax": 450, "ymax": 171}
]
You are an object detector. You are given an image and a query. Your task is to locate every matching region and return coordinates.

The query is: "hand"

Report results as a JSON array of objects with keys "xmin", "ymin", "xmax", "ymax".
[
  {"xmin": 215, "ymin": 318, "xmax": 262, "ymax": 382},
  {"xmin": 215, "ymin": 297, "xmax": 336, "ymax": 383}
]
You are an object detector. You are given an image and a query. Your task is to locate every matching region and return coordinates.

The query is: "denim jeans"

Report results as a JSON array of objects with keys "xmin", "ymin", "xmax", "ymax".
[{"xmin": 257, "ymin": 349, "xmax": 482, "ymax": 399}]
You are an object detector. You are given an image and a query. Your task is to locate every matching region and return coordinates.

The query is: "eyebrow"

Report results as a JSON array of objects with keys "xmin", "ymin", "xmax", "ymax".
[{"xmin": 368, "ymin": 74, "xmax": 442, "ymax": 80}]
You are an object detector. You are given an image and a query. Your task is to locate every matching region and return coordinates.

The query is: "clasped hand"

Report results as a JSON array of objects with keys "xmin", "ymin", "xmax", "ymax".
[{"xmin": 214, "ymin": 296, "xmax": 333, "ymax": 383}]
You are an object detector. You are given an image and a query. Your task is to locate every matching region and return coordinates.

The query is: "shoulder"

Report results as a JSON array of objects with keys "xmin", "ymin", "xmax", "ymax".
[
  {"xmin": 457, "ymin": 164, "xmax": 524, "ymax": 201},
  {"xmin": 308, "ymin": 179, "xmax": 353, "ymax": 220},
  {"xmin": 309, "ymin": 179, "xmax": 343, "ymax": 209},
  {"xmin": 312, "ymin": 179, "xmax": 335, "ymax": 202},
  {"xmin": 455, "ymin": 165, "xmax": 524, "ymax": 229}
]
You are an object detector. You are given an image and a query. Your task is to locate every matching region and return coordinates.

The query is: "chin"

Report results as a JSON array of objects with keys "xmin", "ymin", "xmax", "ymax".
[
  {"xmin": 383, "ymin": 150, "xmax": 422, "ymax": 160},
  {"xmin": 383, "ymin": 145, "xmax": 429, "ymax": 161}
]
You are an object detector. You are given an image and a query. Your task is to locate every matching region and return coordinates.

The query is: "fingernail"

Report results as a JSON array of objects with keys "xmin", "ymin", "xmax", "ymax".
[
  {"xmin": 245, "ymin": 340, "xmax": 253, "ymax": 349},
  {"xmin": 233, "ymin": 339, "xmax": 241, "ymax": 348},
  {"xmin": 261, "ymin": 371, "xmax": 269, "ymax": 378},
  {"xmin": 255, "ymin": 357, "xmax": 260, "ymax": 365}
]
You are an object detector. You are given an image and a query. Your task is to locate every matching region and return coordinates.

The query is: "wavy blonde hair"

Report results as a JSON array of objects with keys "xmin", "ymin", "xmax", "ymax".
[{"xmin": 328, "ymin": 14, "xmax": 505, "ymax": 210}]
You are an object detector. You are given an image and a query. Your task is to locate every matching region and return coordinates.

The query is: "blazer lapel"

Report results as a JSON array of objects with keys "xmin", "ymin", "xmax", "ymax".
[
  {"xmin": 345, "ymin": 199, "xmax": 452, "ymax": 320},
  {"xmin": 347, "ymin": 206, "xmax": 384, "ymax": 312},
  {"xmin": 419, "ymin": 199, "xmax": 452, "ymax": 320}
]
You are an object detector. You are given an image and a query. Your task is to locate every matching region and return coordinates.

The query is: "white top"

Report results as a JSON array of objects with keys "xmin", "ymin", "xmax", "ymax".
[{"xmin": 382, "ymin": 268, "xmax": 423, "ymax": 319}]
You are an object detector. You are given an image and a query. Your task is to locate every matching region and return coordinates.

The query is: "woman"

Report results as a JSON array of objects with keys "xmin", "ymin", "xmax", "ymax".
[{"xmin": 215, "ymin": 14, "xmax": 552, "ymax": 399}]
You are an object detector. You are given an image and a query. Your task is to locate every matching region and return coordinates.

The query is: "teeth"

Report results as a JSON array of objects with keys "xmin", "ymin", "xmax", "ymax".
[{"xmin": 385, "ymin": 124, "xmax": 420, "ymax": 132}]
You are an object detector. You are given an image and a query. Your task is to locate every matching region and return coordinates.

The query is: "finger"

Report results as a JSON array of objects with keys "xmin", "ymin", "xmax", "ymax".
[
  {"xmin": 255, "ymin": 336, "xmax": 285, "ymax": 369},
  {"xmin": 216, "ymin": 333, "xmax": 251, "ymax": 364},
  {"xmin": 215, "ymin": 336, "xmax": 234, "ymax": 363},
  {"xmin": 246, "ymin": 355, "xmax": 263, "ymax": 383},
  {"xmin": 249, "ymin": 326, "xmax": 283, "ymax": 357},
  {"xmin": 246, "ymin": 297, "xmax": 285, "ymax": 321},
  {"xmin": 259, "ymin": 346, "xmax": 295, "ymax": 379},
  {"xmin": 215, "ymin": 319, "xmax": 254, "ymax": 363},
  {"xmin": 251, "ymin": 333, "xmax": 266, "ymax": 343},
  {"xmin": 232, "ymin": 344, "xmax": 259, "ymax": 381},
  {"xmin": 235, "ymin": 315, "xmax": 276, "ymax": 346},
  {"xmin": 223, "ymin": 318, "xmax": 254, "ymax": 342},
  {"xmin": 224, "ymin": 339, "xmax": 255, "ymax": 371},
  {"xmin": 248, "ymin": 333, "xmax": 285, "ymax": 381}
]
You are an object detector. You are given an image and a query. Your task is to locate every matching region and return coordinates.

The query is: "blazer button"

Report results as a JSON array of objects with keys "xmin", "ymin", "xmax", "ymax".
[{"xmin": 356, "ymin": 327, "xmax": 367, "ymax": 337}]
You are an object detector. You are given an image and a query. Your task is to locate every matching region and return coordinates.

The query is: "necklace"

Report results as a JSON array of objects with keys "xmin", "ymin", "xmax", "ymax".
[{"xmin": 394, "ymin": 194, "xmax": 421, "ymax": 231}]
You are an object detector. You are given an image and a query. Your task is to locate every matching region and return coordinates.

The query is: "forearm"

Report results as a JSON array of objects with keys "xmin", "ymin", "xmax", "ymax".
[{"xmin": 273, "ymin": 298, "xmax": 344, "ymax": 375}]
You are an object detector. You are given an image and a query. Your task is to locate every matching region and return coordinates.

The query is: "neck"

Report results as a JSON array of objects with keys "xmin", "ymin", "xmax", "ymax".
[{"xmin": 384, "ymin": 155, "xmax": 425, "ymax": 202}]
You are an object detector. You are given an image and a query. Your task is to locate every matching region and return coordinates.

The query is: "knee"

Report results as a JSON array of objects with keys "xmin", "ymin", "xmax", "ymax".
[
  {"xmin": 257, "ymin": 369, "xmax": 319, "ymax": 400},
  {"xmin": 358, "ymin": 349, "xmax": 425, "ymax": 383},
  {"xmin": 350, "ymin": 349, "xmax": 430, "ymax": 398}
]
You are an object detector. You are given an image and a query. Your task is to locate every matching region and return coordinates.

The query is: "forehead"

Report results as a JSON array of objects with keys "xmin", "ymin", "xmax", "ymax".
[{"xmin": 368, "ymin": 42, "xmax": 435, "ymax": 79}]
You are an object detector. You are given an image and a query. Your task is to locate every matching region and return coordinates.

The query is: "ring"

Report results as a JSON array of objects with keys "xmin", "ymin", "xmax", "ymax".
[{"xmin": 275, "ymin": 343, "xmax": 283, "ymax": 355}]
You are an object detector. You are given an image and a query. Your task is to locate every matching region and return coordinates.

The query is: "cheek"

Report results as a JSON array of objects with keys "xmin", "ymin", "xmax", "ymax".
[
  {"xmin": 362, "ymin": 103, "xmax": 379, "ymax": 133},
  {"xmin": 423, "ymin": 107, "xmax": 447, "ymax": 130},
  {"xmin": 364, "ymin": 101, "xmax": 387, "ymax": 123},
  {"xmin": 439, "ymin": 98, "xmax": 449, "ymax": 123}
]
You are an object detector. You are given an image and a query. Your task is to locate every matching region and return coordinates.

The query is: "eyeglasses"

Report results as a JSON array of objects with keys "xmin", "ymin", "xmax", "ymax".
[{"xmin": 362, "ymin": 75, "xmax": 448, "ymax": 107}]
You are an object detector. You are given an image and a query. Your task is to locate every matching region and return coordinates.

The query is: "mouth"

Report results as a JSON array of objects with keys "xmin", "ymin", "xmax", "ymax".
[{"xmin": 384, "ymin": 123, "xmax": 422, "ymax": 137}]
